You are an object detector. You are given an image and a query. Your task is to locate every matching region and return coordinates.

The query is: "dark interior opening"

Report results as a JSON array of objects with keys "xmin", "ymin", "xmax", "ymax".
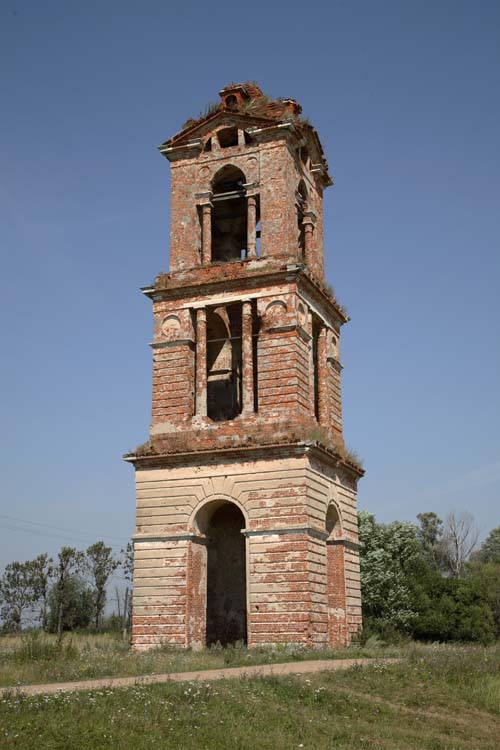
[
  {"xmin": 206, "ymin": 304, "xmax": 242, "ymax": 421},
  {"xmin": 297, "ymin": 180, "xmax": 307, "ymax": 260},
  {"xmin": 225, "ymin": 95, "xmax": 238, "ymax": 111},
  {"xmin": 206, "ymin": 503, "xmax": 247, "ymax": 646},
  {"xmin": 252, "ymin": 302, "xmax": 260, "ymax": 411},
  {"xmin": 312, "ymin": 316, "xmax": 321, "ymax": 421},
  {"xmin": 218, "ymin": 127, "xmax": 239, "ymax": 148},
  {"xmin": 212, "ymin": 166, "xmax": 248, "ymax": 262}
]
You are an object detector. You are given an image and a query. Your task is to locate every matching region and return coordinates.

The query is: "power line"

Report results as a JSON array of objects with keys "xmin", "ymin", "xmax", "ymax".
[
  {"xmin": 0, "ymin": 522, "xmax": 127, "ymax": 550},
  {"xmin": 0, "ymin": 512, "xmax": 129, "ymax": 544}
]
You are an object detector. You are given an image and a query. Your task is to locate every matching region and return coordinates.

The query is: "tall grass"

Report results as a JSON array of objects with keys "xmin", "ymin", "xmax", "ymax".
[
  {"xmin": 1, "ymin": 647, "xmax": 499, "ymax": 750},
  {"xmin": 15, "ymin": 631, "xmax": 78, "ymax": 663},
  {"xmin": 0, "ymin": 631, "xmax": 399, "ymax": 688}
]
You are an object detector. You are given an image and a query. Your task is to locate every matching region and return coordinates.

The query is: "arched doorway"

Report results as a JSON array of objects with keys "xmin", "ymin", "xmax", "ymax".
[
  {"xmin": 206, "ymin": 503, "xmax": 247, "ymax": 645},
  {"xmin": 191, "ymin": 499, "xmax": 247, "ymax": 646}
]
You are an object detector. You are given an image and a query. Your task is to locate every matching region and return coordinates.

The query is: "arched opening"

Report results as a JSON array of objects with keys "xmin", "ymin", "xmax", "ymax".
[
  {"xmin": 311, "ymin": 314, "xmax": 321, "ymax": 421},
  {"xmin": 202, "ymin": 501, "xmax": 247, "ymax": 646},
  {"xmin": 325, "ymin": 503, "xmax": 348, "ymax": 647},
  {"xmin": 326, "ymin": 503, "xmax": 341, "ymax": 540},
  {"xmin": 297, "ymin": 180, "xmax": 308, "ymax": 259},
  {"xmin": 225, "ymin": 95, "xmax": 238, "ymax": 111},
  {"xmin": 211, "ymin": 165, "xmax": 248, "ymax": 262},
  {"xmin": 206, "ymin": 305, "xmax": 242, "ymax": 421}
]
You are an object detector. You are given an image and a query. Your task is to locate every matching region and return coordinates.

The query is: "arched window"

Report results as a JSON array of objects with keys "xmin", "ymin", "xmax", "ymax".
[
  {"xmin": 206, "ymin": 305, "xmax": 242, "ymax": 421},
  {"xmin": 225, "ymin": 95, "xmax": 238, "ymax": 111},
  {"xmin": 326, "ymin": 503, "xmax": 341, "ymax": 540},
  {"xmin": 297, "ymin": 180, "xmax": 308, "ymax": 259},
  {"xmin": 211, "ymin": 166, "xmax": 248, "ymax": 262}
]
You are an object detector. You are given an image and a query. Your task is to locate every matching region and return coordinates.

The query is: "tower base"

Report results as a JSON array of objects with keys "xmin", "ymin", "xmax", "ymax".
[{"xmin": 130, "ymin": 444, "xmax": 362, "ymax": 651}]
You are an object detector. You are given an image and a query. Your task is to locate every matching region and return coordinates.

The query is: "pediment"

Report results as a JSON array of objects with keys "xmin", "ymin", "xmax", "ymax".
[
  {"xmin": 160, "ymin": 96, "xmax": 331, "ymax": 184},
  {"xmin": 163, "ymin": 110, "xmax": 276, "ymax": 148}
]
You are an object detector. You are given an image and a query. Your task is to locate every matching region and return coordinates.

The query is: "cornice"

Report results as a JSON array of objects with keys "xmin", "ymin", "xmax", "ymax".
[
  {"xmin": 142, "ymin": 262, "xmax": 348, "ymax": 325},
  {"xmin": 124, "ymin": 438, "xmax": 363, "ymax": 479}
]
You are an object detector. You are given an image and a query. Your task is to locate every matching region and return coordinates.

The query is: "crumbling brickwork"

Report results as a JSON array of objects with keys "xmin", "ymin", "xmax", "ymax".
[{"xmin": 126, "ymin": 83, "xmax": 363, "ymax": 651}]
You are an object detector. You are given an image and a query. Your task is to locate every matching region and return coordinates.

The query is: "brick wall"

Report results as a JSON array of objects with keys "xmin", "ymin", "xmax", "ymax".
[
  {"xmin": 129, "ymin": 84, "xmax": 362, "ymax": 651},
  {"xmin": 131, "ymin": 452, "xmax": 361, "ymax": 651}
]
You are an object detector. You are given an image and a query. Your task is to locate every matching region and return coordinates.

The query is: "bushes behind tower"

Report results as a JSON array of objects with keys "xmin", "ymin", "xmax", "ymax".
[{"xmin": 359, "ymin": 510, "xmax": 500, "ymax": 643}]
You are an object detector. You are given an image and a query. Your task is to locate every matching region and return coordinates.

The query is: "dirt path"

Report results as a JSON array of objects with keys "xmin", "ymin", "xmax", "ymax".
[{"xmin": 0, "ymin": 657, "xmax": 398, "ymax": 696}]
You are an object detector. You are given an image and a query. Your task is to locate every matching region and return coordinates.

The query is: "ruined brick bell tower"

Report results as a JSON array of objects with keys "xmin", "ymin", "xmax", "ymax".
[{"xmin": 126, "ymin": 83, "xmax": 363, "ymax": 650}]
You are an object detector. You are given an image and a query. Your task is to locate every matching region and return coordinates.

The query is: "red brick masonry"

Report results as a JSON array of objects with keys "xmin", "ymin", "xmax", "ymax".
[{"xmin": 126, "ymin": 83, "xmax": 363, "ymax": 651}]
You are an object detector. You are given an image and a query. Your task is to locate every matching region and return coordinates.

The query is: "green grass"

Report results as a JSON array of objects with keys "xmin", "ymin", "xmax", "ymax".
[
  {"xmin": 1, "ymin": 645, "xmax": 499, "ymax": 749},
  {"xmin": 0, "ymin": 631, "xmax": 400, "ymax": 688}
]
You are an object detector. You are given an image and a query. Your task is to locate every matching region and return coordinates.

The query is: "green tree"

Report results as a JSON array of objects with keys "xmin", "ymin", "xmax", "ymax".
[
  {"xmin": 86, "ymin": 542, "xmax": 119, "ymax": 630},
  {"xmin": 0, "ymin": 561, "xmax": 36, "ymax": 631},
  {"xmin": 48, "ymin": 575, "xmax": 93, "ymax": 632},
  {"xmin": 121, "ymin": 542, "xmax": 134, "ymax": 584},
  {"xmin": 467, "ymin": 560, "xmax": 500, "ymax": 639},
  {"xmin": 358, "ymin": 511, "xmax": 422, "ymax": 631},
  {"xmin": 411, "ymin": 569, "xmax": 495, "ymax": 643},
  {"xmin": 416, "ymin": 512, "xmax": 445, "ymax": 569},
  {"xmin": 359, "ymin": 510, "xmax": 496, "ymax": 643},
  {"xmin": 120, "ymin": 541, "xmax": 134, "ymax": 633},
  {"xmin": 53, "ymin": 547, "xmax": 85, "ymax": 644},
  {"xmin": 475, "ymin": 526, "xmax": 500, "ymax": 565},
  {"xmin": 30, "ymin": 554, "xmax": 54, "ymax": 630}
]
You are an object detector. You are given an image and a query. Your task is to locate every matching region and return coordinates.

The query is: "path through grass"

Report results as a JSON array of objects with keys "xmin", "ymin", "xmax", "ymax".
[
  {"xmin": 1, "ymin": 643, "xmax": 499, "ymax": 749},
  {"xmin": 0, "ymin": 631, "xmax": 398, "ymax": 688}
]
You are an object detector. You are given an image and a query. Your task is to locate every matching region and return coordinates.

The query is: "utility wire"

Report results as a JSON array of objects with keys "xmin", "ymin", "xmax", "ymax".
[
  {"xmin": 0, "ymin": 521, "xmax": 127, "ymax": 550},
  {"xmin": 0, "ymin": 512, "xmax": 129, "ymax": 544}
]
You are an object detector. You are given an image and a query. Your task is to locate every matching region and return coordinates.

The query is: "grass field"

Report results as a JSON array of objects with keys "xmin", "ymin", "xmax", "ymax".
[
  {"xmin": 0, "ymin": 631, "xmax": 399, "ymax": 687},
  {"xmin": 0, "ymin": 637, "xmax": 499, "ymax": 749}
]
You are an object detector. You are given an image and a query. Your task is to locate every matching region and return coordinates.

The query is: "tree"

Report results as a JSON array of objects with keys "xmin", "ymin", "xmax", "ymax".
[
  {"xmin": 30, "ymin": 554, "xmax": 54, "ymax": 630},
  {"xmin": 359, "ymin": 510, "xmax": 495, "ymax": 643},
  {"xmin": 121, "ymin": 542, "xmax": 134, "ymax": 584},
  {"xmin": 467, "ymin": 560, "xmax": 500, "ymax": 639},
  {"xmin": 0, "ymin": 561, "xmax": 36, "ymax": 631},
  {"xmin": 54, "ymin": 547, "xmax": 85, "ymax": 644},
  {"xmin": 118, "ymin": 542, "xmax": 134, "ymax": 636},
  {"xmin": 475, "ymin": 525, "xmax": 500, "ymax": 565},
  {"xmin": 441, "ymin": 511, "xmax": 480, "ymax": 578},
  {"xmin": 86, "ymin": 542, "xmax": 119, "ymax": 630},
  {"xmin": 358, "ymin": 511, "xmax": 422, "ymax": 631},
  {"xmin": 412, "ymin": 573, "xmax": 495, "ymax": 643},
  {"xmin": 48, "ymin": 574, "xmax": 93, "ymax": 632},
  {"xmin": 416, "ymin": 512, "xmax": 445, "ymax": 569}
]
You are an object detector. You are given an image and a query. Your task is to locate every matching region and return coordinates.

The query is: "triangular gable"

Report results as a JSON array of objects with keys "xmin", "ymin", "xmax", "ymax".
[
  {"xmin": 163, "ymin": 110, "xmax": 278, "ymax": 148},
  {"xmin": 161, "ymin": 100, "xmax": 331, "ymax": 181}
]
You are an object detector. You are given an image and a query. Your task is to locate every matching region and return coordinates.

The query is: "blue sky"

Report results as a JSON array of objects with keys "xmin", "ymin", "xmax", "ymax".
[{"xmin": 1, "ymin": 0, "xmax": 499, "ymax": 572}]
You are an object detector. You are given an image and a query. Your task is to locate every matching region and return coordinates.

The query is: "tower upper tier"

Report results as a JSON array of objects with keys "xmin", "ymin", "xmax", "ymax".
[{"xmin": 159, "ymin": 83, "xmax": 333, "ymax": 285}]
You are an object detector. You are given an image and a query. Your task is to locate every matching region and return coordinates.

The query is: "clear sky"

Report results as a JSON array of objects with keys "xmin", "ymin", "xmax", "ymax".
[{"xmin": 1, "ymin": 0, "xmax": 499, "ymax": 573}]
